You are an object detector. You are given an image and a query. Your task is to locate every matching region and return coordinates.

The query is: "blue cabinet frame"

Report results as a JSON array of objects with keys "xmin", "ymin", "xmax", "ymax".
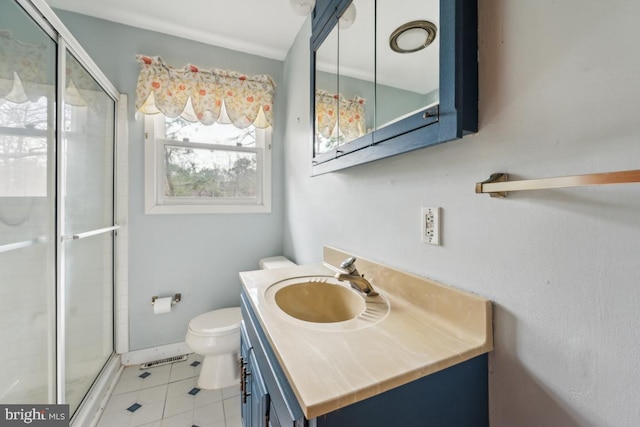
[{"xmin": 311, "ymin": 0, "xmax": 478, "ymax": 175}]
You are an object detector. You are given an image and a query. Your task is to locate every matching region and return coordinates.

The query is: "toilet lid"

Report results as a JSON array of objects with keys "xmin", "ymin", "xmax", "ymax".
[{"xmin": 189, "ymin": 307, "xmax": 242, "ymax": 335}]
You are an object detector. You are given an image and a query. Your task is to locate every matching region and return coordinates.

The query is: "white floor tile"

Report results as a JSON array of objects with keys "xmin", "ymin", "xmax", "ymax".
[
  {"xmin": 113, "ymin": 377, "xmax": 146, "ymax": 395},
  {"xmin": 223, "ymin": 397, "xmax": 240, "ymax": 419},
  {"xmin": 96, "ymin": 410, "xmax": 131, "ymax": 427},
  {"xmin": 193, "ymin": 401, "xmax": 225, "ymax": 425},
  {"xmin": 114, "ymin": 365, "xmax": 172, "ymax": 395},
  {"xmin": 198, "ymin": 417, "xmax": 227, "ymax": 427},
  {"xmin": 159, "ymin": 410, "xmax": 193, "ymax": 427},
  {"xmin": 169, "ymin": 354, "xmax": 203, "ymax": 383},
  {"xmin": 224, "ymin": 415, "xmax": 242, "ymax": 427},
  {"xmin": 130, "ymin": 400, "xmax": 165, "ymax": 426},
  {"xmin": 97, "ymin": 356, "xmax": 240, "ymax": 427},
  {"xmin": 120, "ymin": 365, "xmax": 146, "ymax": 380},
  {"xmin": 222, "ymin": 385, "xmax": 240, "ymax": 399},
  {"xmin": 141, "ymin": 368, "xmax": 172, "ymax": 389},
  {"xmin": 163, "ymin": 393, "xmax": 194, "ymax": 419},
  {"xmin": 102, "ymin": 389, "xmax": 140, "ymax": 414},
  {"xmin": 167, "ymin": 377, "xmax": 197, "ymax": 397},
  {"xmin": 195, "ymin": 388, "xmax": 224, "ymax": 408},
  {"xmin": 138, "ymin": 384, "xmax": 169, "ymax": 404}
]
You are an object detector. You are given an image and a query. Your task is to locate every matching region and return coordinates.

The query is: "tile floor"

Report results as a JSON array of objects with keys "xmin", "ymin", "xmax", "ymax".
[{"xmin": 96, "ymin": 354, "xmax": 241, "ymax": 427}]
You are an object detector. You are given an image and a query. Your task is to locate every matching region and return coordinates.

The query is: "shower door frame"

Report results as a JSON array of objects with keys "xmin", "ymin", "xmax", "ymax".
[{"xmin": 12, "ymin": 0, "xmax": 128, "ymax": 421}]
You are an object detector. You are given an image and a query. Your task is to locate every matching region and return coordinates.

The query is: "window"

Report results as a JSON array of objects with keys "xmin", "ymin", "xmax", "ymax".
[{"xmin": 144, "ymin": 114, "xmax": 271, "ymax": 214}]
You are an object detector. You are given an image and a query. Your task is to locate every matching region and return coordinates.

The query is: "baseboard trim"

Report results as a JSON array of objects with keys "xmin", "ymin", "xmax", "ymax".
[{"xmin": 120, "ymin": 342, "xmax": 191, "ymax": 366}]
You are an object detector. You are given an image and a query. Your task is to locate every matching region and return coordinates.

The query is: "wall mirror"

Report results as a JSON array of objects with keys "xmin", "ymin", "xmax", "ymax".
[{"xmin": 311, "ymin": 0, "xmax": 477, "ymax": 175}]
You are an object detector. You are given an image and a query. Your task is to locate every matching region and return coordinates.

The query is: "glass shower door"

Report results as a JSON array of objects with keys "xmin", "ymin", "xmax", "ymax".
[
  {"xmin": 0, "ymin": 0, "xmax": 57, "ymax": 405},
  {"xmin": 61, "ymin": 51, "xmax": 116, "ymax": 414},
  {"xmin": 1, "ymin": 0, "xmax": 118, "ymax": 416}
]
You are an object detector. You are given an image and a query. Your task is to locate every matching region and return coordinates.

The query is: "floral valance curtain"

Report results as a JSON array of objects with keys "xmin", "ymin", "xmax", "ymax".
[
  {"xmin": 135, "ymin": 55, "xmax": 276, "ymax": 129},
  {"xmin": 1, "ymin": 30, "xmax": 102, "ymax": 107},
  {"xmin": 65, "ymin": 54, "xmax": 104, "ymax": 107},
  {"xmin": 315, "ymin": 90, "xmax": 366, "ymax": 139},
  {"xmin": 0, "ymin": 30, "xmax": 51, "ymax": 103}
]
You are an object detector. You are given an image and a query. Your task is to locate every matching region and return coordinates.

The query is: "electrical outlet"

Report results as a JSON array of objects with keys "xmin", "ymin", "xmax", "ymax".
[{"xmin": 421, "ymin": 207, "xmax": 441, "ymax": 245}]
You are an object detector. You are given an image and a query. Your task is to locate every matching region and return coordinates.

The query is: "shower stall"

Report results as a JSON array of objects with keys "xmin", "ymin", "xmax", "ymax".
[{"xmin": 0, "ymin": 0, "xmax": 123, "ymax": 419}]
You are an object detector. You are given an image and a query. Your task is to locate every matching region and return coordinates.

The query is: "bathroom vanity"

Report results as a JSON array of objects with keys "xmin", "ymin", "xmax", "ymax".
[{"xmin": 238, "ymin": 248, "xmax": 493, "ymax": 427}]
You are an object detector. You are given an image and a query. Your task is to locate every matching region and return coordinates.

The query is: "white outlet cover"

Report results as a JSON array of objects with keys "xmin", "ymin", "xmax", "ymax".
[{"xmin": 421, "ymin": 206, "xmax": 441, "ymax": 245}]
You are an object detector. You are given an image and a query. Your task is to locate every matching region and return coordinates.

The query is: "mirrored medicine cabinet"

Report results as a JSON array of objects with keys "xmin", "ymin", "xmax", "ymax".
[{"xmin": 310, "ymin": 0, "xmax": 478, "ymax": 175}]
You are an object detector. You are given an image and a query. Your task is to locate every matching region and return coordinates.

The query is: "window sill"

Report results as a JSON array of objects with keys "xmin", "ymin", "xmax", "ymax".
[{"xmin": 144, "ymin": 203, "xmax": 271, "ymax": 215}]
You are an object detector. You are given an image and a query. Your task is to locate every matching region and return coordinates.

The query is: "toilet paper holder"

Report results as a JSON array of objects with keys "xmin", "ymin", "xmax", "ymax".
[{"xmin": 151, "ymin": 293, "xmax": 181, "ymax": 306}]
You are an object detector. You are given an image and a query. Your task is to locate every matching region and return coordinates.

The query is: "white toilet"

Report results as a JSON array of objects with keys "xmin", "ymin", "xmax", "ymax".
[
  {"xmin": 185, "ymin": 307, "xmax": 242, "ymax": 389},
  {"xmin": 185, "ymin": 256, "xmax": 296, "ymax": 390}
]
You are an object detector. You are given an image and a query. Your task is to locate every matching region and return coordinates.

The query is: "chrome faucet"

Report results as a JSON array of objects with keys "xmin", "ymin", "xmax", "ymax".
[{"xmin": 334, "ymin": 257, "xmax": 379, "ymax": 297}]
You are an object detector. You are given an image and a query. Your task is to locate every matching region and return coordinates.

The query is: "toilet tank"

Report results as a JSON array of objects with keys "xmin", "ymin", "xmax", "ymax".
[{"xmin": 259, "ymin": 256, "xmax": 296, "ymax": 270}]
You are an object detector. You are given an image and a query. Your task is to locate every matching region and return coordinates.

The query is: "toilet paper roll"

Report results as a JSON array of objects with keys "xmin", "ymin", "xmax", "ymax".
[{"xmin": 153, "ymin": 297, "xmax": 172, "ymax": 314}]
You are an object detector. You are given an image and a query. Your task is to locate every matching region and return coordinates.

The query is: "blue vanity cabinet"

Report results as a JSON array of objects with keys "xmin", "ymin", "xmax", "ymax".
[
  {"xmin": 241, "ymin": 292, "xmax": 307, "ymax": 427},
  {"xmin": 240, "ymin": 290, "xmax": 489, "ymax": 427}
]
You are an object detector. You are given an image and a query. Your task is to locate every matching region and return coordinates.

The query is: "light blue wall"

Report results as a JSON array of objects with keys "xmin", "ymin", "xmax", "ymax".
[
  {"xmin": 283, "ymin": 3, "xmax": 640, "ymax": 427},
  {"xmin": 56, "ymin": 11, "xmax": 285, "ymax": 350}
]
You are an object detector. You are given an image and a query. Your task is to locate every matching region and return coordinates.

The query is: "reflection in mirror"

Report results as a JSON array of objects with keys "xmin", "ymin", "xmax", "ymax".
[
  {"xmin": 375, "ymin": 0, "xmax": 439, "ymax": 128},
  {"xmin": 311, "ymin": 0, "xmax": 476, "ymax": 174},
  {"xmin": 314, "ymin": 25, "xmax": 338, "ymax": 156},
  {"xmin": 337, "ymin": 0, "xmax": 374, "ymax": 147},
  {"xmin": 314, "ymin": 0, "xmax": 440, "ymax": 160}
]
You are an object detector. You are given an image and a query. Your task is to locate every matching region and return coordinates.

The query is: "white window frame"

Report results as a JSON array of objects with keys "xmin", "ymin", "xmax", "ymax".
[{"xmin": 144, "ymin": 114, "xmax": 272, "ymax": 214}]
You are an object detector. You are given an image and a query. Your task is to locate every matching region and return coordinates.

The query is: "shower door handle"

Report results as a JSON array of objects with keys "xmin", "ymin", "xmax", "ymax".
[{"xmin": 62, "ymin": 225, "xmax": 121, "ymax": 241}]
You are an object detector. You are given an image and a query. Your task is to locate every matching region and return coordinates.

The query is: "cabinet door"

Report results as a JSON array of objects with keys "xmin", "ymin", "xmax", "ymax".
[
  {"xmin": 267, "ymin": 401, "xmax": 280, "ymax": 427},
  {"xmin": 268, "ymin": 401, "xmax": 308, "ymax": 427},
  {"xmin": 242, "ymin": 321, "xmax": 271, "ymax": 427},
  {"xmin": 249, "ymin": 351, "xmax": 270, "ymax": 427},
  {"xmin": 241, "ymin": 294, "xmax": 308, "ymax": 427}
]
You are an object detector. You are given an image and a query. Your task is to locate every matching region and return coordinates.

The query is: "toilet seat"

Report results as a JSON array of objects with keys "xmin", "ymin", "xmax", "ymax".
[{"xmin": 188, "ymin": 307, "xmax": 242, "ymax": 337}]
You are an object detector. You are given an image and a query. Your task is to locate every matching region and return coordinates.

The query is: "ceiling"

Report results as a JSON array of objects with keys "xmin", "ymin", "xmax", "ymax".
[
  {"xmin": 45, "ymin": 0, "xmax": 439, "ymax": 94},
  {"xmin": 45, "ymin": 0, "xmax": 307, "ymax": 60}
]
